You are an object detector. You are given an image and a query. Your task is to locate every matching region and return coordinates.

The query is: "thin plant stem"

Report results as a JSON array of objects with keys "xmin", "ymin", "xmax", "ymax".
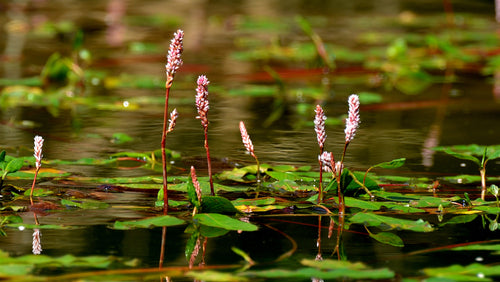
[
  {"xmin": 204, "ymin": 127, "xmax": 214, "ymax": 195},
  {"xmin": 480, "ymin": 167, "xmax": 487, "ymax": 200},
  {"xmin": 30, "ymin": 167, "xmax": 40, "ymax": 206},
  {"xmin": 159, "ymin": 226, "xmax": 167, "ymax": 268}
]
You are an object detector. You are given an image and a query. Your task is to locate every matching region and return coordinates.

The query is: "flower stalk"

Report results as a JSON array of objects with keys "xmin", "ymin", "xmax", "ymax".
[
  {"xmin": 161, "ymin": 29, "xmax": 183, "ymax": 215},
  {"xmin": 314, "ymin": 105, "xmax": 327, "ymax": 203},
  {"xmin": 195, "ymin": 75, "xmax": 214, "ymax": 195},
  {"xmin": 239, "ymin": 121, "xmax": 260, "ymax": 184},
  {"xmin": 30, "ymin": 135, "xmax": 44, "ymax": 205}
]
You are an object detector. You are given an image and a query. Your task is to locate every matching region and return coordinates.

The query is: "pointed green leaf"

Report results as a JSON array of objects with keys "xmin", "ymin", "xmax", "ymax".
[
  {"xmin": 349, "ymin": 212, "xmax": 434, "ymax": 232},
  {"xmin": 371, "ymin": 158, "xmax": 406, "ymax": 169},
  {"xmin": 193, "ymin": 213, "xmax": 257, "ymax": 231},
  {"xmin": 4, "ymin": 158, "xmax": 25, "ymax": 174},
  {"xmin": 201, "ymin": 196, "xmax": 239, "ymax": 214},
  {"xmin": 367, "ymin": 230, "xmax": 404, "ymax": 247},
  {"xmin": 113, "ymin": 215, "xmax": 185, "ymax": 230}
]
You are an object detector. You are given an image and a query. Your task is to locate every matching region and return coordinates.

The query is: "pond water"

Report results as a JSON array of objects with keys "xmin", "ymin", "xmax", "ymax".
[{"xmin": 0, "ymin": 0, "xmax": 500, "ymax": 281}]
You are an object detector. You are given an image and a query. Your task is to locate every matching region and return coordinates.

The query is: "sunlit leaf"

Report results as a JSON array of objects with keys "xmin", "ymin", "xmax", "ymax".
[
  {"xmin": 349, "ymin": 212, "xmax": 434, "ymax": 232},
  {"xmin": 23, "ymin": 188, "xmax": 53, "ymax": 197},
  {"xmin": 113, "ymin": 215, "xmax": 185, "ymax": 230},
  {"xmin": 474, "ymin": 206, "xmax": 500, "ymax": 214},
  {"xmin": 193, "ymin": 213, "xmax": 257, "ymax": 231},
  {"xmin": 371, "ymin": 158, "xmax": 406, "ymax": 169}
]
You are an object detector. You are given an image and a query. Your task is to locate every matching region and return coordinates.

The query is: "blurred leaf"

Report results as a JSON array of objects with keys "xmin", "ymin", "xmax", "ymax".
[
  {"xmin": 367, "ymin": 230, "xmax": 404, "ymax": 247},
  {"xmin": 187, "ymin": 270, "xmax": 248, "ymax": 282},
  {"xmin": 23, "ymin": 188, "xmax": 53, "ymax": 197},
  {"xmin": 194, "ymin": 213, "xmax": 257, "ymax": 231},
  {"xmin": 423, "ymin": 263, "xmax": 500, "ymax": 281},
  {"xmin": 61, "ymin": 198, "xmax": 109, "ymax": 209},
  {"xmin": 371, "ymin": 158, "xmax": 406, "ymax": 169},
  {"xmin": 111, "ymin": 133, "xmax": 133, "ymax": 144},
  {"xmin": 113, "ymin": 215, "xmax": 185, "ymax": 230},
  {"xmin": 349, "ymin": 212, "xmax": 434, "ymax": 232}
]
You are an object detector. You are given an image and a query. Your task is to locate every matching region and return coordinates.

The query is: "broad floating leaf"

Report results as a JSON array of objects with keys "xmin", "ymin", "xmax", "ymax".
[
  {"xmin": 193, "ymin": 213, "xmax": 258, "ymax": 232},
  {"xmin": 113, "ymin": 215, "xmax": 185, "ymax": 230}
]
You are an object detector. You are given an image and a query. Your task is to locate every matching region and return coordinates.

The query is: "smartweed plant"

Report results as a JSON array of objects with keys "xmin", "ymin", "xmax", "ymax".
[
  {"xmin": 161, "ymin": 29, "xmax": 183, "ymax": 214},
  {"xmin": 195, "ymin": 75, "xmax": 214, "ymax": 195},
  {"xmin": 30, "ymin": 135, "xmax": 44, "ymax": 205},
  {"xmin": 239, "ymin": 121, "xmax": 260, "ymax": 184},
  {"xmin": 316, "ymin": 94, "xmax": 360, "ymax": 208}
]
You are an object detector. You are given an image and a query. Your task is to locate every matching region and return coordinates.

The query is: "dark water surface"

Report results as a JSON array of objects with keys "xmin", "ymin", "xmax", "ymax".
[{"xmin": 0, "ymin": 0, "xmax": 499, "ymax": 280}]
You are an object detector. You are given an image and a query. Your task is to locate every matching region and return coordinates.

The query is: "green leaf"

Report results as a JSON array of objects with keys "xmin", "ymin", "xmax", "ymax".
[
  {"xmin": 424, "ymin": 263, "xmax": 500, "ymax": 281},
  {"xmin": 111, "ymin": 133, "xmax": 133, "ymax": 144},
  {"xmin": 367, "ymin": 230, "xmax": 404, "ymax": 247},
  {"xmin": 61, "ymin": 198, "xmax": 110, "ymax": 209},
  {"xmin": 439, "ymin": 214, "xmax": 479, "ymax": 226},
  {"xmin": 187, "ymin": 270, "xmax": 249, "ymax": 282},
  {"xmin": 201, "ymin": 196, "xmax": 239, "ymax": 214},
  {"xmin": 349, "ymin": 212, "xmax": 434, "ymax": 232},
  {"xmin": 193, "ymin": 213, "xmax": 258, "ymax": 232},
  {"xmin": 23, "ymin": 188, "xmax": 53, "ymax": 197},
  {"xmin": 474, "ymin": 206, "xmax": 500, "ymax": 214},
  {"xmin": 113, "ymin": 215, "xmax": 185, "ymax": 230},
  {"xmin": 0, "ymin": 150, "xmax": 6, "ymax": 163},
  {"xmin": 371, "ymin": 158, "xmax": 406, "ymax": 169},
  {"xmin": 4, "ymin": 158, "xmax": 25, "ymax": 174},
  {"xmin": 186, "ymin": 176, "xmax": 200, "ymax": 209}
]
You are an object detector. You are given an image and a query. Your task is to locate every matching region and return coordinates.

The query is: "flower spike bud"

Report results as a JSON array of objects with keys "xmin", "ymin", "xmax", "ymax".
[
  {"xmin": 239, "ymin": 121, "xmax": 255, "ymax": 158},
  {"xmin": 319, "ymin": 151, "xmax": 335, "ymax": 173},
  {"xmin": 34, "ymin": 135, "xmax": 44, "ymax": 170},
  {"xmin": 344, "ymin": 94, "xmax": 360, "ymax": 143},
  {"xmin": 167, "ymin": 108, "xmax": 178, "ymax": 134},
  {"xmin": 190, "ymin": 166, "xmax": 202, "ymax": 203},
  {"xmin": 314, "ymin": 105, "xmax": 327, "ymax": 150},
  {"xmin": 165, "ymin": 29, "xmax": 184, "ymax": 84},
  {"xmin": 195, "ymin": 75, "xmax": 210, "ymax": 128}
]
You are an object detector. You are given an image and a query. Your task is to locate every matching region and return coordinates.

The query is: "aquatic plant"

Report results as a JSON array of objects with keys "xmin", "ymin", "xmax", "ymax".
[
  {"xmin": 314, "ymin": 105, "xmax": 327, "ymax": 203},
  {"xmin": 433, "ymin": 144, "xmax": 500, "ymax": 200},
  {"xmin": 195, "ymin": 75, "xmax": 214, "ymax": 195},
  {"xmin": 239, "ymin": 121, "xmax": 260, "ymax": 184},
  {"xmin": 161, "ymin": 29, "xmax": 183, "ymax": 214},
  {"xmin": 30, "ymin": 135, "xmax": 44, "ymax": 205}
]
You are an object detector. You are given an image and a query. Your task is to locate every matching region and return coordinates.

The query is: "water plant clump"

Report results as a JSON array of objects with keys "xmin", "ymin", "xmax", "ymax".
[{"xmin": 161, "ymin": 29, "xmax": 184, "ymax": 214}]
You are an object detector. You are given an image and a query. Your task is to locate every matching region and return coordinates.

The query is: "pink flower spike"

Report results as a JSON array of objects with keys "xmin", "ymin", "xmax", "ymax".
[
  {"xmin": 33, "ymin": 135, "xmax": 44, "ymax": 170},
  {"xmin": 344, "ymin": 94, "xmax": 360, "ymax": 143},
  {"xmin": 195, "ymin": 75, "xmax": 210, "ymax": 128},
  {"xmin": 239, "ymin": 121, "xmax": 255, "ymax": 158},
  {"xmin": 165, "ymin": 29, "xmax": 184, "ymax": 78},
  {"xmin": 32, "ymin": 229, "xmax": 42, "ymax": 255},
  {"xmin": 314, "ymin": 105, "xmax": 327, "ymax": 150}
]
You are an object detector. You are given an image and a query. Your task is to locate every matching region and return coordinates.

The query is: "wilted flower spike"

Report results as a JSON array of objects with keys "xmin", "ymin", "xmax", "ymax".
[
  {"xmin": 33, "ymin": 135, "xmax": 44, "ymax": 170},
  {"xmin": 32, "ymin": 229, "xmax": 42, "ymax": 255},
  {"xmin": 345, "ymin": 94, "xmax": 360, "ymax": 143},
  {"xmin": 314, "ymin": 105, "xmax": 327, "ymax": 150},
  {"xmin": 167, "ymin": 108, "xmax": 178, "ymax": 133},
  {"xmin": 165, "ymin": 29, "xmax": 184, "ymax": 79},
  {"xmin": 239, "ymin": 121, "xmax": 255, "ymax": 158},
  {"xmin": 195, "ymin": 75, "xmax": 210, "ymax": 128}
]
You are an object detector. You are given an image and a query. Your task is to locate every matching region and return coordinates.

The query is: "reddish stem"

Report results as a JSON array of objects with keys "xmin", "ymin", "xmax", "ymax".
[
  {"xmin": 161, "ymin": 82, "xmax": 172, "ymax": 215},
  {"xmin": 30, "ymin": 168, "xmax": 40, "ymax": 206},
  {"xmin": 204, "ymin": 127, "xmax": 214, "ymax": 195}
]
